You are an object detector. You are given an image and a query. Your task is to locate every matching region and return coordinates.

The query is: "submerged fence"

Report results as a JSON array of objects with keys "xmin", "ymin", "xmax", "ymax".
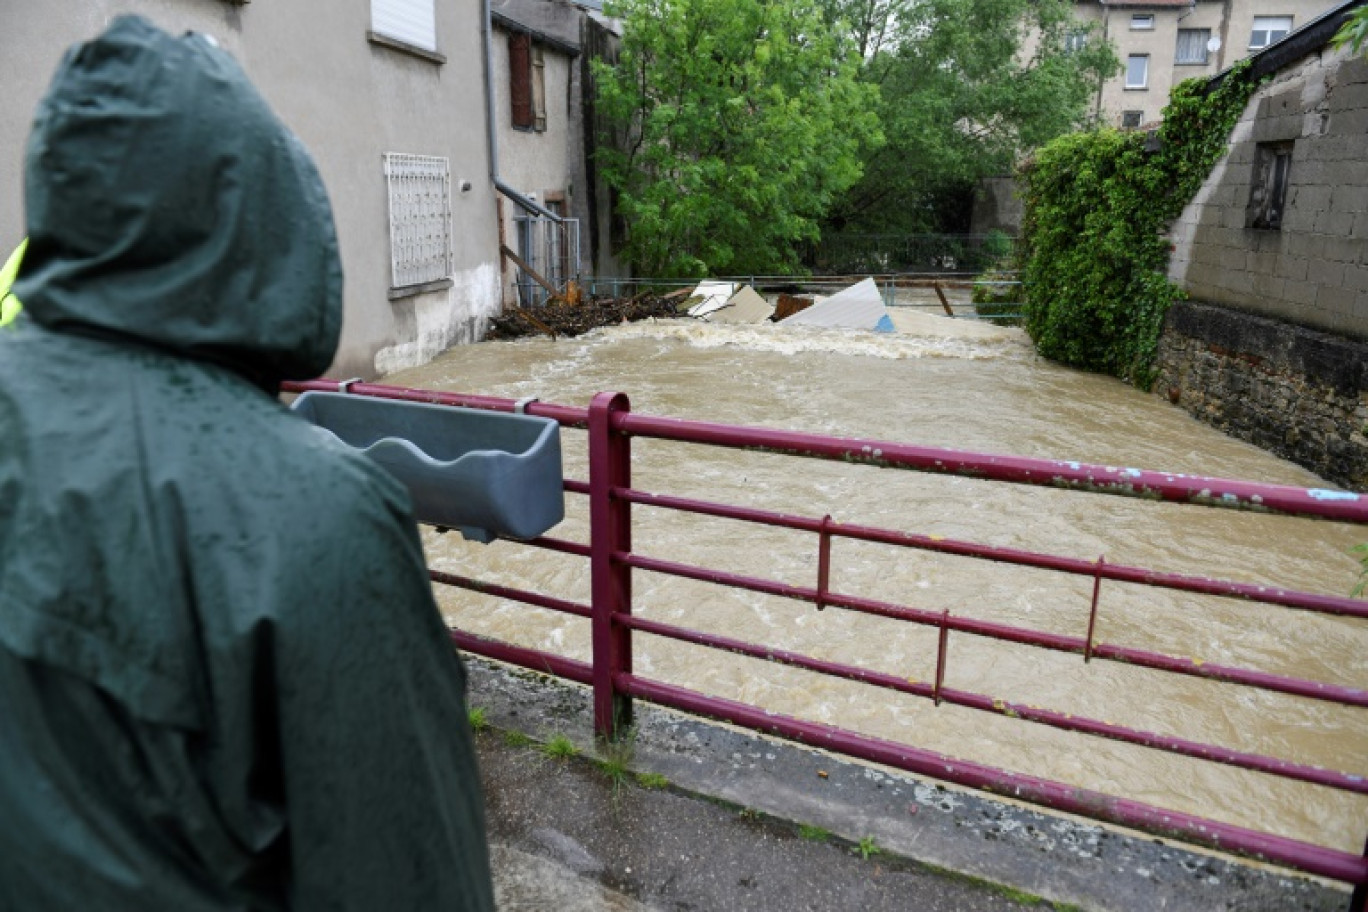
[
  {"xmin": 285, "ymin": 378, "xmax": 1367, "ymax": 907},
  {"xmin": 802, "ymin": 232, "xmax": 1016, "ymax": 276},
  {"xmin": 578, "ymin": 272, "xmax": 1024, "ymax": 324}
]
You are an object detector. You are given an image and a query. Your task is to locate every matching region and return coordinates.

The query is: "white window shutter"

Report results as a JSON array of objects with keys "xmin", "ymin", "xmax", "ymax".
[{"xmin": 372, "ymin": 0, "xmax": 437, "ymax": 52}]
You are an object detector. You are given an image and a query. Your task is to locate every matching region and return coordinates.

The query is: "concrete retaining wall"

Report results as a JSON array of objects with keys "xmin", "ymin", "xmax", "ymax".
[
  {"xmin": 1168, "ymin": 47, "xmax": 1368, "ymax": 341},
  {"xmin": 1155, "ymin": 300, "xmax": 1368, "ymax": 491}
]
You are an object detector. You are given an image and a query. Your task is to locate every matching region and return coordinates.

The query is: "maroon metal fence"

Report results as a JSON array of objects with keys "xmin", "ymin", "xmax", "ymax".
[{"xmin": 284, "ymin": 378, "xmax": 1368, "ymax": 906}]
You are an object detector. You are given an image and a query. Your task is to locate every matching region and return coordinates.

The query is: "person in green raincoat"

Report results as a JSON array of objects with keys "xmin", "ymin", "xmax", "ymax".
[
  {"xmin": 0, "ymin": 17, "xmax": 494, "ymax": 910},
  {"xmin": 0, "ymin": 238, "xmax": 25, "ymax": 325}
]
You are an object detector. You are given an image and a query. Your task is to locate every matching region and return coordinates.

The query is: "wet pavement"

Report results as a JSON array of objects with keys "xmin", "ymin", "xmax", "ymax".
[
  {"xmin": 468, "ymin": 657, "xmax": 1351, "ymax": 912},
  {"xmin": 482, "ymin": 733, "xmax": 1043, "ymax": 911}
]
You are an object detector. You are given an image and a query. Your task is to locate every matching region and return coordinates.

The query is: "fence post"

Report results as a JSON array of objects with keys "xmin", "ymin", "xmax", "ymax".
[{"xmin": 589, "ymin": 391, "xmax": 634, "ymax": 740}]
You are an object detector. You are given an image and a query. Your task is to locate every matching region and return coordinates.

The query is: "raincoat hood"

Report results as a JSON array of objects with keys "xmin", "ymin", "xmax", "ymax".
[{"xmin": 16, "ymin": 15, "xmax": 341, "ymax": 385}]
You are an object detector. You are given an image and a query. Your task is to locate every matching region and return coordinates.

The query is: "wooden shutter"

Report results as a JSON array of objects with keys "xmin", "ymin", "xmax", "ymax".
[{"xmin": 510, "ymin": 32, "xmax": 534, "ymax": 129}]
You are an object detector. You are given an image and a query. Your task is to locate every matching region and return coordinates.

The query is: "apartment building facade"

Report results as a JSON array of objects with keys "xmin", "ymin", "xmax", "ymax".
[{"xmin": 1072, "ymin": 0, "xmax": 1339, "ymax": 127}]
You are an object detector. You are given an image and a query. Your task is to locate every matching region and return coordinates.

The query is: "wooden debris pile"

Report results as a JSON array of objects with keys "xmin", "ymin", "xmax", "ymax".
[{"xmin": 487, "ymin": 287, "xmax": 689, "ymax": 340}]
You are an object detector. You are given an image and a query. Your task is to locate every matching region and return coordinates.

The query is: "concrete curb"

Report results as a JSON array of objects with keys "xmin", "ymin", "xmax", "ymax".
[{"xmin": 465, "ymin": 655, "xmax": 1350, "ymax": 912}]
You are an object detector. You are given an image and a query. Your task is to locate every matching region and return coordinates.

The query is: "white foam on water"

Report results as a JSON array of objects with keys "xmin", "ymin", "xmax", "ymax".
[{"xmin": 579, "ymin": 317, "xmax": 1031, "ymax": 362}]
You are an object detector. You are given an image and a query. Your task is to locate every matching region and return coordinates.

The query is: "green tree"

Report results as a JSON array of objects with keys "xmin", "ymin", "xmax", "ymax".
[
  {"xmin": 825, "ymin": 0, "xmax": 1119, "ymax": 233},
  {"xmin": 595, "ymin": 0, "xmax": 880, "ymax": 277}
]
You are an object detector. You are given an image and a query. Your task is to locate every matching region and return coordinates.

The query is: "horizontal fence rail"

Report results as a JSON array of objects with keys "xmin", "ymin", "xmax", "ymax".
[{"xmin": 283, "ymin": 379, "xmax": 1368, "ymax": 905}]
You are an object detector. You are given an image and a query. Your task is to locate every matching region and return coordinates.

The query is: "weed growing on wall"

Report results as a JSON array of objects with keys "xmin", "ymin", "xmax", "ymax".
[{"xmin": 1018, "ymin": 63, "xmax": 1258, "ymax": 389}]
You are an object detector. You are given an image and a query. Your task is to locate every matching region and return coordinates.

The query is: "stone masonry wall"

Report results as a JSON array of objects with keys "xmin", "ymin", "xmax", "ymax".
[
  {"xmin": 1167, "ymin": 47, "xmax": 1368, "ymax": 341},
  {"xmin": 1155, "ymin": 300, "xmax": 1368, "ymax": 491}
]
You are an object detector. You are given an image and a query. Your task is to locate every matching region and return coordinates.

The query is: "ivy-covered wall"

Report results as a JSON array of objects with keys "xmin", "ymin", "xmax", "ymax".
[
  {"xmin": 1017, "ymin": 64, "xmax": 1259, "ymax": 389},
  {"xmin": 1157, "ymin": 44, "xmax": 1368, "ymax": 492}
]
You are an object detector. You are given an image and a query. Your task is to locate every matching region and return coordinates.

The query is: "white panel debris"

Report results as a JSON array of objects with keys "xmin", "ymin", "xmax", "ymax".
[
  {"xmin": 778, "ymin": 278, "xmax": 894, "ymax": 332},
  {"xmin": 704, "ymin": 286, "xmax": 775, "ymax": 324},
  {"xmin": 685, "ymin": 281, "xmax": 738, "ymax": 318}
]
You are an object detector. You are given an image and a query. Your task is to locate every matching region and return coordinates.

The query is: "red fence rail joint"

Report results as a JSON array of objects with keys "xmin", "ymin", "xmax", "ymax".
[{"xmin": 281, "ymin": 380, "xmax": 1368, "ymax": 906}]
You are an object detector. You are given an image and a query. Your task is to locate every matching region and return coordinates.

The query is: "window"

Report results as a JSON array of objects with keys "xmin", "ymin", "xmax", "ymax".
[
  {"xmin": 1175, "ymin": 28, "xmax": 1211, "ymax": 64},
  {"xmin": 371, "ymin": 0, "xmax": 436, "ymax": 53},
  {"xmin": 1131, "ymin": 14, "xmax": 1154, "ymax": 30},
  {"xmin": 1250, "ymin": 16, "xmax": 1292, "ymax": 49},
  {"xmin": 1126, "ymin": 55, "xmax": 1149, "ymax": 89},
  {"xmin": 509, "ymin": 32, "xmax": 547, "ymax": 132},
  {"xmin": 1247, "ymin": 141, "xmax": 1293, "ymax": 230},
  {"xmin": 1121, "ymin": 110, "xmax": 1144, "ymax": 128},
  {"xmin": 383, "ymin": 154, "xmax": 453, "ymax": 288},
  {"xmin": 1065, "ymin": 30, "xmax": 1088, "ymax": 53}
]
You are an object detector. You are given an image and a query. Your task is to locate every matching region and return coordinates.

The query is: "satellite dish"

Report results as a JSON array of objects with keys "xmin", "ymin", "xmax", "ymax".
[{"xmin": 1207, "ymin": 36, "xmax": 1222, "ymax": 52}]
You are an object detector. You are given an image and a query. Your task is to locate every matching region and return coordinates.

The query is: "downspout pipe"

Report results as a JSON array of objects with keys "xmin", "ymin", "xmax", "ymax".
[{"xmin": 482, "ymin": 0, "xmax": 564, "ymax": 224}]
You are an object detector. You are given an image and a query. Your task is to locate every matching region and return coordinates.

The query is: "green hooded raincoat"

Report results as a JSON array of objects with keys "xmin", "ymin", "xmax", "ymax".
[{"xmin": 0, "ymin": 17, "xmax": 494, "ymax": 911}]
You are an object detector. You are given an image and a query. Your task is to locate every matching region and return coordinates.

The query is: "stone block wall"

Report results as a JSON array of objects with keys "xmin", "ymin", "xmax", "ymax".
[
  {"xmin": 1168, "ymin": 47, "xmax": 1368, "ymax": 341},
  {"xmin": 1155, "ymin": 300, "xmax": 1368, "ymax": 491}
]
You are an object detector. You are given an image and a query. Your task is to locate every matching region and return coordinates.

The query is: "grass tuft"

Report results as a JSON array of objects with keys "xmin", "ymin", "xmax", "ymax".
[
  {"xmin": 636, "ymin": 772, "xmax": 669, "ymax": 790},
  {"xmin": 855, "ymin": 836, "xmax": 881, "ymax": 860},
  {"xmin": 540, "ymin": 734, "xmax": 579, "ymax": 760}
]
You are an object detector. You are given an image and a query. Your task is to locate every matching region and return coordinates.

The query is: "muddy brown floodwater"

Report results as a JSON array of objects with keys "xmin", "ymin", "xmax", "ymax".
[{"xmin": 386, "ymin": 310, "xmax": 1368, "ymax": 853}]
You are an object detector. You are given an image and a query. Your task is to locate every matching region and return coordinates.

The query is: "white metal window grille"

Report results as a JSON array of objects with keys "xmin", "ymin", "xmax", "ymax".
[
  {"xmin": 1126, "ymin": 55, "xmax": 1149, "ymax": 89},
  {"xmin": 1249, "ymin": 16, "xmax": 1292, "ymax": 49},
  {"xmin": 1175, "ymin": 29, "xmax": 1211, "ymax": 64},
  {"xmin": 384, "ymin": 153, "xmax": 452, "ymax": 288},
  {"xmin": 372, "ymin": 0, "xmax": 436, "ymax": 52},
  {"xmin": 1131, "ymin": 14, "xmax": 1154, "ymax": 30}
]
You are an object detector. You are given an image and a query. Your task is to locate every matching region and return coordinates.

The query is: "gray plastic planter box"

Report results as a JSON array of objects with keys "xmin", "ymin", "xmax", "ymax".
[{"xmin": 291, "ymin": 391, "xmax": 564, "ymax": 543}]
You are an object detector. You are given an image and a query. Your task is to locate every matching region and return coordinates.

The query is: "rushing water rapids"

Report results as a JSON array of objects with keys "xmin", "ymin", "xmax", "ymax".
[{"xmin": 386, "ymin": 309, "xmax": 1368, "ymax": 853}]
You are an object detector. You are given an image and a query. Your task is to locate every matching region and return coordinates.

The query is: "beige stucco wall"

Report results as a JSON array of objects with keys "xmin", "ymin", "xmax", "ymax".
[
  {"xmin": 1168, "ymin": 45, "xmax": 1368, "ymax": 339},
  {"xmin": 1069, "ymin": 0, "xmax": 1339, "ymax": 127},
  {"xmin": 490, "ymin": 23, "xmax": 577, "ymax": 303},
  {"xmin": 1, "ymin": 0, "xmax": 501, "ymax": 380}
]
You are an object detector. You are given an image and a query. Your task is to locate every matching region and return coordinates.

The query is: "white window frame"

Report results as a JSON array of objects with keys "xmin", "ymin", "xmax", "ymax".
[
  {"xmin": 1126, "ymin": 55, "xmax": 1149, "ymax": 89},
  {"xmin": 1131, "ymin": 14, "xmax": 1154, "ymax": 30},
  {"xmin": 1249, "ymin": 16, "xmax": 1292, "ymax": 49},
  {"xmin": 1121, "ymin": 110, "xmax": 1144, "ymax": 129},
  {"xmin": 371, "ymin": 0, "xmax": 437, "ymax": 54},
  {"xmin": 1175, "ymin": 28, "xmax": 1211, "ymax": 65},
  {"xmin": 383, "ymin": 153, "xmax": 453, "ymax": 289},
  {"xmin": 1065, "ymin": 30, "xmax": 1088, "ymax": 53}
]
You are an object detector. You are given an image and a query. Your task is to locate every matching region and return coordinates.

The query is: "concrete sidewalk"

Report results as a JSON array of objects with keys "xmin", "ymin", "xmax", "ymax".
[
  {"xmin": 481, "ymin": 731, "xmax": 1046, "ymax": 911},
  {"xmin": 467, "ymin": 657, "xmax": 1350, "ymax": 912}
]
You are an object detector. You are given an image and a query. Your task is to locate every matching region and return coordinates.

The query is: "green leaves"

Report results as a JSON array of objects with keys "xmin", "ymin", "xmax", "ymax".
[
  {"xmin": 597, "ymin": 0, "xmax": 879, "ymax": 277},
  {"xmin": 1350, "ymin": 542, "xmax": 1368, "ymax": 598},
  {"xmin": 827, "ymin": 0, "xmax": 1119, "ymax": 233},
  {"xmin": 1019, "ymin": 63, "xmax": 1258, "ymax": 389},
  {"xmin": 1331, "ymin": 6, "xmax": 1368, "ymax": 57}
]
